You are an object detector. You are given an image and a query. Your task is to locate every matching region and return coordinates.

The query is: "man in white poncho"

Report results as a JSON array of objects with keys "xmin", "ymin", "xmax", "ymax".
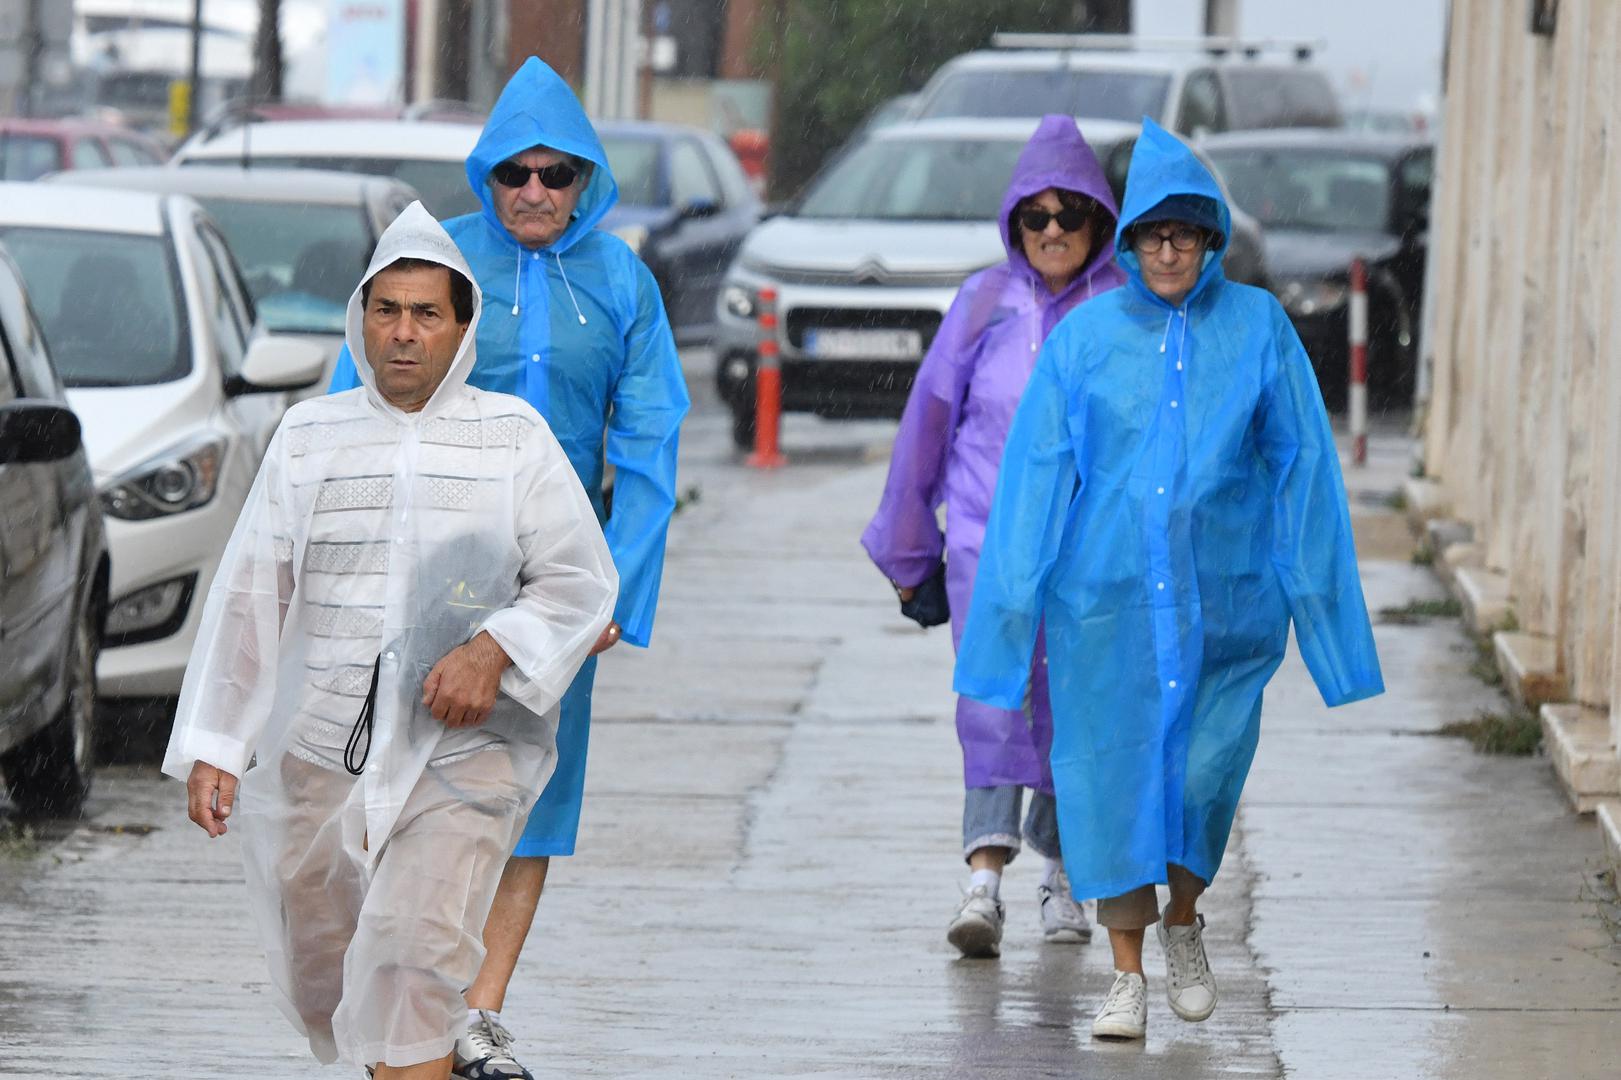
[{"xmin": 162, "ymin": 203, "xmax": 618, "ymax": 1078}]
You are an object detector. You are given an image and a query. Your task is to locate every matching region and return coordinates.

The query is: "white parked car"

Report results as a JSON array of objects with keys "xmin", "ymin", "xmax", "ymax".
[
  {"xmin": 172, "ymin": 119, "xmax": 483, "ymax": 220},
  {"xmin": 0, "ymin": 185, "xmax": 326, "ymax": 698},
  {"xmin": 51, "ymin": 166, "xmax": 420, "ymax": 396}
]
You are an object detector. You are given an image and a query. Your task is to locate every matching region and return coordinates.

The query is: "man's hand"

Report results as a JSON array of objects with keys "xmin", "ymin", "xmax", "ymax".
[
  {"xmin": 186, "ymin": 761, "xmax": 239, "ymax": 838},
  {"xmin": 589, "ymin": 621, "xmax": 622, "ymax": 656},
  {"xmin": 423, "ymin": 631, "xmax": 512, "ymax": 728}
]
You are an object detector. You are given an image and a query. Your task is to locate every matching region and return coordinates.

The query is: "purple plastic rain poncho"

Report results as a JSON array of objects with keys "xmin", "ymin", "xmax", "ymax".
[{"xmin": 861, "ymin": 115, "xmax": 1126, "ymax": 792}]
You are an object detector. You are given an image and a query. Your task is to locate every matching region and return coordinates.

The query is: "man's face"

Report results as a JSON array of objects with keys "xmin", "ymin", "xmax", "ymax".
[
  {"xmin": 362, "ymin": 264, "xmax": 470, "ymax": 412},
  {"xmin": 1134, "ymin": 220, "xmax": 1208, "ymax": 305},
  {"xmin": 490, "ymin": 145, "xmax": 585, "ymax": 249}
]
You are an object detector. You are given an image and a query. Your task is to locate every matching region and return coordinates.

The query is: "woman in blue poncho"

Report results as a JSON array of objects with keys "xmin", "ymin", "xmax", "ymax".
[{"xmin": 954, "ymin": 119, "xmax": 1383, "ymax": 1041}]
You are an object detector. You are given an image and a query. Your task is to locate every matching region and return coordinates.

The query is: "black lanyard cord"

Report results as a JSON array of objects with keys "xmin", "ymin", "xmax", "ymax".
[{"xmin": 344, "ymin": 655, "xmax": 382, "ymax": 777}]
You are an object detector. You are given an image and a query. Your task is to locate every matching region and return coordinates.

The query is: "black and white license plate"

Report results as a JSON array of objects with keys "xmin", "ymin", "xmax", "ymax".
[{"xmin": 802, "ymin": 327, "xmax": 923, "ymax": 360}]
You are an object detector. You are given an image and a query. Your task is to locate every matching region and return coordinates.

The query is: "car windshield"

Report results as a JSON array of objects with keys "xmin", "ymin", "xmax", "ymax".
[
  {"xmin": 1, "ymin": 134, "xmax": 64, "ymax": 180},
  {"xmin": 918, "ymin": 69, "xmax": 1171, "ymax": 123},
  {"xmin": 0, "ymin": 227, "xmax": 186, "ymax": 387},
  {"xmin": 196, "ymin": 198, "xmax": 372, "ymax": 335},
  {"xmin": 189, "ymin": 155, "xmax": 478, "ymax": 218},
  {"xmin": 602, "ymin": 136, "xmax": 661, "ymax": 206},
  {"xmin": 797, "ymin": 136, "xmax": 1025, "ymax": 221},
  {"xmin": 1207, "ymin": 148, "xmax": 1393, "ymax": 232}
]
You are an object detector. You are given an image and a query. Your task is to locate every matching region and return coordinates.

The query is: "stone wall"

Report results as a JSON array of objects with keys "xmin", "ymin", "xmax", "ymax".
[{"xmin": 1422, "ymin": 0, "xmax": 1621, "ymax": 755}]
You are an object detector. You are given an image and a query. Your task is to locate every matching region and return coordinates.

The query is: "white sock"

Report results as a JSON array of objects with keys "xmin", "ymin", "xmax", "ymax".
[
  {"xmin": 969, "ymin": 868, "xmax": 1001, "ymax": 897},
  {"xmin": 469, "ymin": 1007, "xmax": 499, "ymax": 1028},
  {"xmin": 1041, "ymin": 857, "xmax": 1064, "ymax": 889}
]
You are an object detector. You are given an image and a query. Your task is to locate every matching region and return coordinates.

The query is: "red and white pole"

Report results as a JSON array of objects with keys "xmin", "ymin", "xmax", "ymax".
[
  {"xmin": 1348, "ymin": 257, "xmax": 1368, "ymax": 467},
  {"xmin": 747, "ymin": 287, "xmax": 787, "ymax": 469}
]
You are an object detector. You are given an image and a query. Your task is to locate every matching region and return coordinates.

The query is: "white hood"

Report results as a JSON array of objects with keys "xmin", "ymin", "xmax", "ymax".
[{"xmin": 345, "ymin": 201, "xmax": 483, "ymax": 420}]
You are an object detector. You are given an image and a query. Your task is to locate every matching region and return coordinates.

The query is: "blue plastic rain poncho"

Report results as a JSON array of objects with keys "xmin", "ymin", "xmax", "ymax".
[
  {"xmin": 329, "ymin": 58, "xmax": 689, "ymax": 856},
  {"xmin": 953, "ymin": 120, "xmax": 1383, "ymax": 900},
  {"xmin": 861, "ymin": 115, "xmax": 1125, "ymax": 794}
]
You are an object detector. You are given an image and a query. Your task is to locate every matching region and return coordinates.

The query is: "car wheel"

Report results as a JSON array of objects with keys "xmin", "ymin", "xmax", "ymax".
[
  {"xmin": 1, "ymin": 598, "xmax": 99, "ymax": 817},
  {"xmin": 731, "ymin": 397, "xmax": 757, "ymax": 451}
]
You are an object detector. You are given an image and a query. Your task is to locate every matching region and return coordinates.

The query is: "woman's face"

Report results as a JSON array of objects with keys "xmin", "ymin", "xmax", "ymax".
[{"xmin": 1018, "ymin": 188, "xmax": 1095, "ymax": 290}]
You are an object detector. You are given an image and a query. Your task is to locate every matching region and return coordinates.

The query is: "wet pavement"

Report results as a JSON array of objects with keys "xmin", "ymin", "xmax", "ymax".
[{"xmin": 2, "ymin": 356, "xmax": 1617, "ymax": 1077}]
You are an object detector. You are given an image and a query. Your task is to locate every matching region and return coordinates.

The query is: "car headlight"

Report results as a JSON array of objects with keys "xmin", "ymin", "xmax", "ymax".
[
  {"xmin": 105, "ymin": 573, "xmax": 198, "ymax": 645},
  {"xmin": 1278, "ymin": 279, "xmax": 1349, "ymax": 318},
  {"xmin": 612, "ymin": 224, "xmax": 650, "ymax": 256},
  {"xmin": 722, "ymin": 284, "xmax": 757, "ymax": 320},
  {"xmin": 100, "ymin": 435, "xmax": 226, "ymax": 521}
]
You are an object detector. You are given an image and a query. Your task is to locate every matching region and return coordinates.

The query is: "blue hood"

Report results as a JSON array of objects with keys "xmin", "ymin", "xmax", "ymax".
[
  {"xmin": 465, "ymin": 56, "xmax": 619, "ymax": 255},
  {"xmin": 1114, "ymin": 118, "xmax": 1232, "ymax": 306}
]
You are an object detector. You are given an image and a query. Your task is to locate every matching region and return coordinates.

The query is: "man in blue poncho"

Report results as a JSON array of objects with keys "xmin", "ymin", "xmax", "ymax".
[
  {"xmin": 954, "ymin": 119, "xmax": 1382, "ymax": 1043},
  {"xmin": 328, "ymin": 58, "xmax": 688, "ymax": 1079}
]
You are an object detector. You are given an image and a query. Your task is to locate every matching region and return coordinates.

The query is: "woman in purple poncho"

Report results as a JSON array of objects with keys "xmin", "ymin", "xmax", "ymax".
[{"xmin": 862, "ymin": 115, "xmax": 1126, "ymax": 958}]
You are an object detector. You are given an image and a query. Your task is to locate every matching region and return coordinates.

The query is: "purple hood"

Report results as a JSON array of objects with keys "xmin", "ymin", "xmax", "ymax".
[{"xmin": 997, "ymin": 114, "xmax": 1123, "ymax": 299}]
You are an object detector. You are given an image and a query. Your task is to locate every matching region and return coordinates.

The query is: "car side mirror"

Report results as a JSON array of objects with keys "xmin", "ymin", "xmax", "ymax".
[
  {"xmin": 679, "ymin": 198, "xmax": 720, "ymax": 221},
  {"xmin": 0, "ymin": 400, "xmax": 82, "ymax": 464},
  {"xmin": 228, "ymin": 334, "xmax": 329, "ymax": 395}
]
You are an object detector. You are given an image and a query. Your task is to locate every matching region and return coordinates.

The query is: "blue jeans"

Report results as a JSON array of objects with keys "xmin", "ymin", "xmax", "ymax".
[{"xmin": 963, "ymin": 784, "xmax": 1060, "ymax": 864}]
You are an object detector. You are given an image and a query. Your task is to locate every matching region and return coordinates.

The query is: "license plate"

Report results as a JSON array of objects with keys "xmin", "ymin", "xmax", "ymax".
[{"xmin": 802, "ymin": 328, "xmax": 923, "ymax": 360}]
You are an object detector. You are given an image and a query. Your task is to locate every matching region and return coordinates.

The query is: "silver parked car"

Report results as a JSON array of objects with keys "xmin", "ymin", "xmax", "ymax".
[
  {"xmin": 0, "ymin": 245, "xmax": 108, "ymax": 816},
  {"xmin": 713, "ymin": 117, "xmax": 1267, "ymax": 447}
]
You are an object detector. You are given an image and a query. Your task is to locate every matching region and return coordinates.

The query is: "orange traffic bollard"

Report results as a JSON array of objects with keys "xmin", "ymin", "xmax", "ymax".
[
  {"xmin": 746, "ymin": 287, "xmax": 787, "ymax": 469},
  {"xmin": 1348, "ymin": 257, "xmax": 1368, "ymax": 467}
]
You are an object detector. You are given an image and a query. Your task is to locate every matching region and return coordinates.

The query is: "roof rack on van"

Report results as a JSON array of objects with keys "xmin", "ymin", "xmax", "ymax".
[{"xmin": 989, "ymin": 33, "xmax": 1323, "ymax": 62}]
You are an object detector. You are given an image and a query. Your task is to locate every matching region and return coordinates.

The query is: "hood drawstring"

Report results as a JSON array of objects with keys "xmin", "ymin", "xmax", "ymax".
[
  {"xmin": 556, "ymin": 253, "xmax": 587, "ymax": 326},
  {"xmin": 510, "ymin": 250, "xmax": 588, "ymax": 326},
  {"xmin": 1158, "ymin": 305, "xmax": 1191, "ymax": 356}
]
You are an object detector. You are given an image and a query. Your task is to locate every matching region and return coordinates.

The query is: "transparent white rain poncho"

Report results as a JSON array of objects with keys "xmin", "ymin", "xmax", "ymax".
[{"xmin": 162, "ymin": 202, "xmax": 617, "ymax": 1068}]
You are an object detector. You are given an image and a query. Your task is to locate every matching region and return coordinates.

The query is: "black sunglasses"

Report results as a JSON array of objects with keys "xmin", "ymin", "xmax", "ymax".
[
  {"xmin": 1018, "ymin": 206, "xmax": 1090, "ymax": 233},
  {"xmin": 490, "ymin": 160, "xmax": 579, "ymax": 190}
]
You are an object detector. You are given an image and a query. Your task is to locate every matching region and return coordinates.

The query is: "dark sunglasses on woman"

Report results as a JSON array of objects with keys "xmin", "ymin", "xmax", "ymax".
[
  {"xmin": 490, "ymin": 160, "xmax": 579, "ymax": 190},
  {"xmin": 1018, "ymin": 206, "xmax": 1090, "ymax": 234}
]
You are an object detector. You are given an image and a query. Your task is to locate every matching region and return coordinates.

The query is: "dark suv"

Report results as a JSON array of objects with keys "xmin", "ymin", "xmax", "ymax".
[{"xmin": 0, "ymin": 248, "xmax": 109, "ymax": 817}]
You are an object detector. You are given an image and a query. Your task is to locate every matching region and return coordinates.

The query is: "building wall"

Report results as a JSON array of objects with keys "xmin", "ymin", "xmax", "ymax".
[
  {"xmin": 1423, "ymin": 0, "xmax": 1621, "ymax": 743},
  {"xmin": 507, "ymin": 0, "xmax": 588, "ymax": 87}
]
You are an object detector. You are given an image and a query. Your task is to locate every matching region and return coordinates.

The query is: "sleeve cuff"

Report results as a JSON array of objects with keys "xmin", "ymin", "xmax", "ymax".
[
  {"xmin": 161, "ymin": 729, "xmax": 252, "ymax": 783},
  {"xmin": 952, "ymin": 674, "xmax": 1025, "ymax": 712}
]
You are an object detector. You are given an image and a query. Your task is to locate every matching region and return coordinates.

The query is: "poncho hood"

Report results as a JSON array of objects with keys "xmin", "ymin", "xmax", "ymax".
[
  {"xmin": 1114, "ymin": 118, "xmax": 1232, "ymax": 307},
  {"xmin": 346, "ymin": 201, "xmax": 483, "ymax": 419},
  {"xmin": 465, "ymin": 56, "xmax": 619, "ymax": 255},
  {"xmin": 998, "ymin": 114, "xmax": 1121, "ymax": 297}
]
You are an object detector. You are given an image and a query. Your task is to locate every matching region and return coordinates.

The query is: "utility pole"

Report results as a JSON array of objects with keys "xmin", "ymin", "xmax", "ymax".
[
  {"xmin": 251, "ymin": 0, "xmax": 284, "ymax": 100},
  {"xmin": 19, "ymin": 0, "xmax": 43, "ymax": 116},
  {"xmin": 186, "ymin": 0, "xmax": 204, "ymax": 133}
]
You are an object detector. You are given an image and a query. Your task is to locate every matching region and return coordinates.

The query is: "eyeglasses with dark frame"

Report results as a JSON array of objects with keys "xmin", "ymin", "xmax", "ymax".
[
  {"xmin": 490, "ymin": 160, "xmax": 579, "ymax": 191},
  {"xmin": 1131, "ymin": 224, "xmax": 1207, "ymax": 254}
]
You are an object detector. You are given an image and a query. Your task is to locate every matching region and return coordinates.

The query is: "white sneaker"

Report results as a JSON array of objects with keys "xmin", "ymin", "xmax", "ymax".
[
  {"xmin": 1091, "ymin": 970, "xmax": 1148, "ymax": 1039},
  {"xmin": 1157, "ymin": 911, "xmax": 1217, "ymax": 1021},
  {"xmin": 452, "ymin": 1010, "xmax": 535, "ymax": 1079},
  {"xmin": 946, "ymin": 884, "xmax": 1005, "ymax": 958},
  {"xmin": 1037, "ymin": 873, "xmax": 1092, "ymax": 943}
]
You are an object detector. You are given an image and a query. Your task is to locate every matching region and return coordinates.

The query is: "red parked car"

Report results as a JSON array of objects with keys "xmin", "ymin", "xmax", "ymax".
[{"xmin": 0, "ymin": 119, "xmax": 168, "ymax": 181}]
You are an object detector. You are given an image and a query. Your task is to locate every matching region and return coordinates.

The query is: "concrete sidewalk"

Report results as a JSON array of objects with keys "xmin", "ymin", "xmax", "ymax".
[
  {"xmin": 1247, "ymin": 431, "xmax": 1621, "ymax": 1078},
  {"xmin": 2, "ymin": 403, "xmax": 1618, "ymax": 1077}
]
